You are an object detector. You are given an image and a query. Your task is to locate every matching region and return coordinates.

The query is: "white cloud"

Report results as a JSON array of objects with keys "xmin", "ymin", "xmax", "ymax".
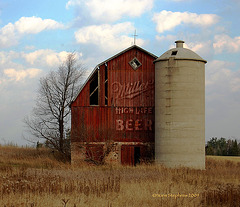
[
  {"xmin": 45, "ymin": 51, "xmax": 69, "ymax": 66},
  {"xmin": 0, "ymin": 16, "xmax": 64, "ymax": 48},
  {"xmin": 155, "ymin": 34, "xmax": 178, "ymax": 51},
  {"xmin": 156, "ymin": 35, "xmax": 177, "ymax": 42},
  {"xmin": 23, "ymin": 50, "xmax": 82, "ymax": 67},
  {"xmin": 206, "ymin": 60, "xmax": 240, "ymax": 93},
  {"xmin": 15, "ymin": 17, "xmax": 64, "ymax": 34},
  {"xmin": 0, "ymin": 23, "xmax": 17, "ymax": 47},
  {"xmin": 184, "ymin": 40, "xmax": 213, "ymax": 59},
  {"xmin": 4, "ymin": 68, "xmax": 42, "ymax": 81},
  {"xmin": 0, "ymin": 50, "xmax": 84, "ymax": 84},
  {"xmin": 155, "ymin": 37, "xmax": 213, "ymax": 60},
  {"xmin": 66, "ymin": 0, "xmax": 81, "ymax": 9},
  {"xmin": 206, "ymin": 60, "xmax": 230, "ymax": 86},
  {"xmin": 75, "ymin": 22, "xmax": 144, "ymax": 53},
  {"xmin": 187, "ymin": 43, "xmax": 205, "ymax": 52},
  {"xmin": 0, "ymin": 50, "xmax": 83, "ymax": 73},
  {"xmin": 152, "ymin": 10, "xmax": 219, "ymax": 33},
  {"xmin": 23, "ymin": 50, "xmax": 47, "ymax": 65},
  {"xmin": 66, "ymin": 0, "xmax": 153, "ymax": 22},
  {"xmin": 0, "ymin": 51, "xmax": 20, "ymax": 65},
  {"xmin": 213, "ymin": 34, "xmax": 240, "ymax": 54}
]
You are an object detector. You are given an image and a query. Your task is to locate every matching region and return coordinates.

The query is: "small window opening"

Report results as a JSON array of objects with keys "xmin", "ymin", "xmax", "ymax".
[
  {"xmin": 105, "ymin": 63, "xmax": 108, "ymax": 80},
  {"xmin": 105, "ymin": 82, "xmax": 108, "ymax": 105},
  {"xmin": 129, "ymin": 57, "xmax": 141, "ymax": 70},
  {"xmin": 90, "ymin": 72, "xmax": 99, "ymax": 105},
  {"xmin": 171, "ymin": 51, "xmax": 178, "ymax": 56},
  {"xmin": 105, "ymin": 64, "xmax": 108, "ymax": 105}
]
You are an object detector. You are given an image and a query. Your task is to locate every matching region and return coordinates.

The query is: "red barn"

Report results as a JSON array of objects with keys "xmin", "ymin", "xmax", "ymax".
[{"xmin": 71, "ymin": 45, "xmax": 157, "ymax": 165}]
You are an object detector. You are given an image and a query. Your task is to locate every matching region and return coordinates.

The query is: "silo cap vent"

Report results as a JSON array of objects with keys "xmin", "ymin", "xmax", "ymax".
[{"xmin": 175, "ymin": 40, "xmax": 185, "ymax": 48}]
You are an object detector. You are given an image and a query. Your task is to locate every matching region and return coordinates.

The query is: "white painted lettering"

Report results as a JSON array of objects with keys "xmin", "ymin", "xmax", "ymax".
[
  {"xmin": 112, "ymin": 80, "xmax": 154, "ymax": 100},
  {"xmin": 126, "ymin": 119, "xmax": 134, "ymax": 131},
  {"xmin": 116, "ymin": 120, "xmax": 124, "ymax": 130},
  {"xmin": 116, "ymin": 119, "xmax": 153, "ymax": 131}
]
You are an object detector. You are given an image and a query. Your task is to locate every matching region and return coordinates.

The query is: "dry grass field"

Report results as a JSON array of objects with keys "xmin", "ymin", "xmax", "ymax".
[{"xmin": 0, "ymin": 145, "xmax": 240, "ymax": 207}]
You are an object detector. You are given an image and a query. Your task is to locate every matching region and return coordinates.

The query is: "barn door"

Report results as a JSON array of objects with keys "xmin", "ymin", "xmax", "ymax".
[
  {"xmin": 121, "ymin": 145, "xmax": 141, "ymax": 165},
  {"xmin": 121, "ymin": 145, "xmax": 134, "ymax": 165},
  {"xmin": 134, "ymin": 147, "xmax": 140, "ymax": 166}
]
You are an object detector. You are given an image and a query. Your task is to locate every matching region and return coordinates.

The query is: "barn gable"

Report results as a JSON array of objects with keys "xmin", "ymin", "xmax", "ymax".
[{"xmin": 71, "ymin": 45, "xmax": 157, "ymax": 107}]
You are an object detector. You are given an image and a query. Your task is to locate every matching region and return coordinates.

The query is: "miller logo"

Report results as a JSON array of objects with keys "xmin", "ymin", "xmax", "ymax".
[{"xmin": 112, "ymin": 80, "xmax": 154, "ymax": 100}]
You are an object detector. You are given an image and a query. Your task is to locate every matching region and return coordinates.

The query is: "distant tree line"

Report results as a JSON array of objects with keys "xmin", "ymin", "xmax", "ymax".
[{"xmin": 205, "ymin": 137, "xmax": 240, "ymax": 156}]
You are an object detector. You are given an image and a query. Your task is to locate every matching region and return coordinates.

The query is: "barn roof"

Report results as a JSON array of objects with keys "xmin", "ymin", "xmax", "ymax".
[{"xmin": 71, "ymin": 45, "xmax": 158, "ymax": 104}]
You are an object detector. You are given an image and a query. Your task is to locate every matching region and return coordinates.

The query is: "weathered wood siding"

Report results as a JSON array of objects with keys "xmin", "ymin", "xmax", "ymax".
[{"xmin": 71, "ymin": 106, "xmax": 154, "ymax": 143}]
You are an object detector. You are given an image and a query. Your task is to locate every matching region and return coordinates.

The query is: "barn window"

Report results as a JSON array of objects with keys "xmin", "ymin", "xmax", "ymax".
[
  {"xmin": 129, "ymin": 57, "xmax": 141, "ymax": 70},
  {"xmin": 105, "ymin": 63, "xmax": 108, "ymax": 105},
  {"xmin": 171, "ymin": 51, "xmax": 178, "ymax": 56},
  {"xmin": 90, "ymin": 71, "xmax": 99, "ymax": 105}
]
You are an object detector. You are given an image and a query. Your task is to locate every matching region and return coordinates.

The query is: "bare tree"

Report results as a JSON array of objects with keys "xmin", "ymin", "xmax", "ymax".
[{"xmin": 24, "ymin": 53, "xmax": 85, "ymax": 160}]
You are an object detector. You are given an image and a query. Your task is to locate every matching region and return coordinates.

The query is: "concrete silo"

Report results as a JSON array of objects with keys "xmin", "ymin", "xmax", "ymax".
[{"xmin": 154, "ymin": 40, "xmax": 206, "ymax": 169}]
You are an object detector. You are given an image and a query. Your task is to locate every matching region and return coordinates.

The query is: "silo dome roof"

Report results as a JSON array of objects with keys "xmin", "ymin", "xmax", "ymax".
[{"xmin": 155, "ymin": 40, "xmax": 207, "ymax": 63}]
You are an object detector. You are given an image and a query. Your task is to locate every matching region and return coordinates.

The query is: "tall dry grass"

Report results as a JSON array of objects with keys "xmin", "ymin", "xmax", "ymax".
[
  {"xmin": 0, "ymin": 145, "xmax": 68, "ymax": 169},
  {"xmin": 0, "ymin": 145, "xmax": 239, "ymax": 206}
]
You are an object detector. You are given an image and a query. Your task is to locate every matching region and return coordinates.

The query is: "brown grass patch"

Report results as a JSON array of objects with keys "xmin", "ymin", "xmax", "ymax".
[{"xmin": 0, "ymin": 146, "xmax": 239, "ymax": 206}]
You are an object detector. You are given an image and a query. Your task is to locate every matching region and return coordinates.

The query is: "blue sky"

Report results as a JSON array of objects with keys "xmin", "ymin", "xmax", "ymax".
[{"xmin": 0, "ymin": 0, "xmax": 240, "ymax": 145}]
